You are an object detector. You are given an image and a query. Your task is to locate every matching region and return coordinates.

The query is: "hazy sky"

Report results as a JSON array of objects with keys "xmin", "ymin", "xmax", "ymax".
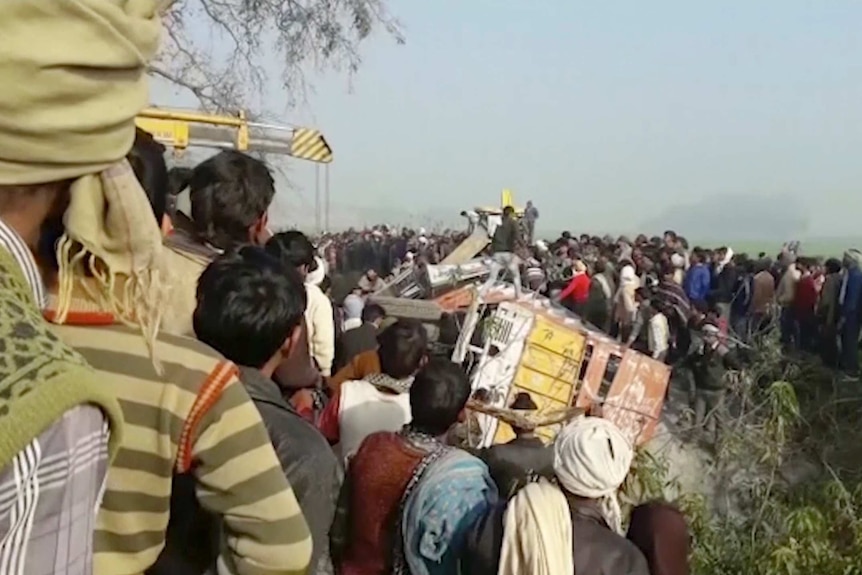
[{"xmin": 156, "ymin": 1, "xmax": 862, "ymax": 237}]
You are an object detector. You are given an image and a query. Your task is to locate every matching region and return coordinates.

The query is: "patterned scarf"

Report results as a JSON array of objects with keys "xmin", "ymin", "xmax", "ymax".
[
  {"xmin": 390, "ymin": 426, "xmax": 451, "ymax": 575},
  {"xmin": 367, "ymin": 372, "xmax": 414, "ymax": 395}
]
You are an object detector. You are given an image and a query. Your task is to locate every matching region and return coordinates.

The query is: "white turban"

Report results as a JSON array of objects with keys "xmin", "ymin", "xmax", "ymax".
[
  {"xmin": 553, "ymin": 416, "xmax": 634, "ymax": 534},
  {"xmin": 670, "ymin": 253, "xmax": 685, "ymax": 268},
  {"xmin": 305, "ymin": 256, "xmax": 327, "ymax": 287}
]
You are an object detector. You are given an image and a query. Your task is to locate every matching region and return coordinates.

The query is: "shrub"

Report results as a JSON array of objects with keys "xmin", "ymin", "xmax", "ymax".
[{"xmin": 626, "ymin": 334, "xmax": 862, "ymax": 574}]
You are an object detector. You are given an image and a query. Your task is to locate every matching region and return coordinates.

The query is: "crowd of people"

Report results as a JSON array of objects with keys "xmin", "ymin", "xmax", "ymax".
[{"xmin": 2, "ymin": 3, "xmax": 859, "ymax": 575}]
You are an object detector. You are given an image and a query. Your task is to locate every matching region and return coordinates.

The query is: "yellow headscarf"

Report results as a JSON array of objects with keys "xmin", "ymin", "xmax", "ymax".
[{"xmin": 0, "ymin": 0, "xmax": 172, "ymax": 364}]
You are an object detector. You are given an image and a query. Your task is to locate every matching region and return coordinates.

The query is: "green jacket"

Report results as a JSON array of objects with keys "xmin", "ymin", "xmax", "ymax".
[{"xmin": 0, "ymin": 246, "xmax": 123, "ymax": 468}]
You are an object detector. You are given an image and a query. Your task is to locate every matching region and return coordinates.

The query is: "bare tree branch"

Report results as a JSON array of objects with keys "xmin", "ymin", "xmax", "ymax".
[{"xmin": 152, "ymin": 0, "xmax": 404, "ymax": 113}]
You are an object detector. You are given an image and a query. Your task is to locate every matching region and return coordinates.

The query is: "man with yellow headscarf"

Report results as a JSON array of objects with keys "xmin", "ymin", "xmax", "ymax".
[{"xmin": 0, "ymin": 2, "xmax": 312, "ymax": 575}]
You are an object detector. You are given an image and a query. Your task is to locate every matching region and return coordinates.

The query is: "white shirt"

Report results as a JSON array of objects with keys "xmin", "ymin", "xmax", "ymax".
[
  {"xmin": 305, "ymin": 283, "xmax": 335, "ymax": 376},
  {"xmin": 648, "ymin": 313, "xmax": 670, "ymax": 359},
  {"xmin": 337, "ymin": 380, "xmax": 411, "ymax": 464}
]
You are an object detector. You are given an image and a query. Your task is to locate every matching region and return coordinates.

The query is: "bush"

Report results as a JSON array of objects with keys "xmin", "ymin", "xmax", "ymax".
[{"xmin": 626, "ymin": 334, "xmax": 862, "ymax": 575}]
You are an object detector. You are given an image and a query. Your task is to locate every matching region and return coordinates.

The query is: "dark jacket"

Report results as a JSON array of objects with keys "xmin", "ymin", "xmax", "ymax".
[
  {"xmin": 490, "ymin": 217, "xmax": 519, "ymax": 253},
  {"xmin": 477, "ymin": 436, "xmax": 554, "ymax": 498},
  {"xmin": 462, "ymin": 493, "xmax": 649, "ymax": 575},
  {"xmin": 711, "ymin": 265, "xmax": 738, "ymax": 304},
  {"xmin": 239, "ymin": 367, "xmax": 342, "ymax": 575},
  {"xmin": 333, "ymin": 322, "xmax": 378, "ymax": 373},
  {"xmin": 684, "ymin": 344, "xmax": 741, "ymax": 393}
]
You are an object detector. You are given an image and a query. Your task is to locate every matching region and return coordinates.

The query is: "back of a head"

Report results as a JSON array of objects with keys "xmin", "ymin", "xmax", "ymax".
[
  {"xmin": 127, "ymin": 128, "xmax": 168, "ymax": 224},
  {"xmin": 627, "ymin": 501, "xmax": 691, "ymax": 575},
  {"xmin": 194, "ymin": 245, "xmax": 307, "ymax": 369},
  {"xmin": 266, "ymin": 230, "xmax": 316, "ymax": 271},
  {"xmin": 503, "ymin": 206, "xmax": 515, "ymax": 218},
  {"xmin": 499, "ymin": 479, "xmax": 574, "ymax": 575},
  {"xmin": 553, "ymin": 416, "xmax": 634, "ymax": 534},
  {"xmin": 377, "ymin": 318, "xmax": 428, "ymax": 380},
  {"xmin": 361, "ymin": 303, "xmax": 386, "ymax": 324},
  {"xmin": 189, "ymin": 150, "xmax": 274, "ymax": 251},
  {"xmin": 409, "ymin": 358, "xmax": 470, "ymax": 436}
]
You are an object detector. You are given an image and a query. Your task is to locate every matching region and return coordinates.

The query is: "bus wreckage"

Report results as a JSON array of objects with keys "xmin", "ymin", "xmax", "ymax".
[{"xmin": 371, "ymin": 194, "xmax": 670, "ymax": 448}]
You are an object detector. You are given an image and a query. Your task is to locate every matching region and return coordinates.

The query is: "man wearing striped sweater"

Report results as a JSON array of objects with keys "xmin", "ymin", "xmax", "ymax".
[{"xmin": 0, "ymin": 1, "xmax": 313, "ymax": 574}]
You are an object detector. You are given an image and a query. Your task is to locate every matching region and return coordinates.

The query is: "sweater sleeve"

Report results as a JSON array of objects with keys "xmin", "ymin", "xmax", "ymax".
[
  {"xmin": 192, "ymin": 378, "xmax": 312, "ymax": 575},
  {"xmin": 558, "ymin": 276, "xmax": 578, "ymax": 301}
]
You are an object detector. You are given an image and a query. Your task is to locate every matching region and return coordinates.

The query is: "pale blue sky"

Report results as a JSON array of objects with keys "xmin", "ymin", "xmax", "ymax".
[{"xmin": 155, "ymin": 1, "xmax": 862, "ymax": 238}]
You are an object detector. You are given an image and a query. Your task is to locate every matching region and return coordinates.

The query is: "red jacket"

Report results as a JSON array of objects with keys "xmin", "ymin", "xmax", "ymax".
[
  {"xmin": 793, "ymin": 274, "xmax": 818, "ymax": 317},
  {"xmin": 560, "ymin": 273, "xmax": 591, "ymax": 304}
]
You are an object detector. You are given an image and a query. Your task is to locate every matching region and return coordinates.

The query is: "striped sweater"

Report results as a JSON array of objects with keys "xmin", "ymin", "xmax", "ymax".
[{"xmin": 48, "ymin": 319, "xmax": 312, "ymax": 575}]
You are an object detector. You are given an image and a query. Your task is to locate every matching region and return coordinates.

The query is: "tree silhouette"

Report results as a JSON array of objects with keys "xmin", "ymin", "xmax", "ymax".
[{"xmin": 151, "ymin": 0, "xmax": 404, "ymax": 113}]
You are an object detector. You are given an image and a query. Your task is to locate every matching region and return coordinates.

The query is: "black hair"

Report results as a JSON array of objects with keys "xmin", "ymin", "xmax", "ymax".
[
  {"xmin": 409, "ymin": 358, "xmax": 472, "ymax": 436},
  {"xmin": 377, "ymin": 318, "xmax": 428, "ymax": 379},
  {"xmin": 825, "ymin": 257, "xmax": 842, "ymax": 275},
  {"xmin": 193, "ymin": 245, "xmax": 307, "ymax": 369},
  {"xmin": 265, "ymin": 230, "xmax": 318, "ymax": 271},
  {"xmin": 128, "ymin": 128, "xmax": 169, "ymax": 224},
  {"xmin": 502, "ymin": 206, "xmax": 515, "ymax": 217},
  {"xmin": 189, "ymin": 150, "xmax": 275, "ymax": 251},
  {"xmin": 361, "ymin": 303, "xmax": 386, "ymax": 323}
]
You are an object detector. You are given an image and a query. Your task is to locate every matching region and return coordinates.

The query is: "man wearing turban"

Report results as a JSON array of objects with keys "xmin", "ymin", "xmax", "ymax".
[
  {"xmin": 0, "ymin": 2, "xmax": 312, "ymax": 574},
  {"xmin": 462, "ymin": 416, "xmax": 649, "ymax": 575}
]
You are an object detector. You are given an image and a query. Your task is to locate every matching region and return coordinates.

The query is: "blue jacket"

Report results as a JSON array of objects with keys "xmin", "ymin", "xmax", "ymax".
[
  {"xmin": 842, "ymin": 267, "xmax": 862, "ymax": 321},
  {"xmin": 684, "ymin": 264, "xmax": 711, "ymax": 304}
]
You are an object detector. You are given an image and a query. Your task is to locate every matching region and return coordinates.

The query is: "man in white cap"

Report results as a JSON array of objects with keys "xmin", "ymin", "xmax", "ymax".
[{"xmin": 551, "ymin": 416, "xmax": 649, "ymax": 574}]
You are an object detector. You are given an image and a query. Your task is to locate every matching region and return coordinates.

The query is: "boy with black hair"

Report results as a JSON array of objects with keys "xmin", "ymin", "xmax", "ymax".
[
  {"xmin": 318, "ymin": 318, "xmax": 429, "ymax": 463},
  {"xmin": 194, "ymin": 246, "xmax": 340, "ymax": 575},
  {"xmin": 267, "ymin": 230, "xmax": 336, "ymax": 376},
  {"xmin": 162, "ymin": 150, "xmax": 276, "ymax": 336}
]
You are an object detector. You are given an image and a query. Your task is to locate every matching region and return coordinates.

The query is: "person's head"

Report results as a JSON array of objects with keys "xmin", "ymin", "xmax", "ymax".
[
  {"xmin": 194, "ymin": 246, "xmax": 306, "ymax": 375},
  {"xmin": 553, "ymin": 416, "xmax": 634, "ymax": 534},
  {"xmin": 0, "ymin": 1, "xmax": 166, "ymax": 332},
  {"xmin": 502, "ymin": 206, "xmax": 515, "ymax": 219},
  {"xmin": 825, "ymin": 257, "xmax": 842, "ymax": 275},
  {"xmin": 843, "ymin": 249, "xmax": 862, "ymax": 270},
  {"xmin": 593, "ymin": 259, "xmax": 607, "ymax": 275},
  {"xmin": 526, "ymin": 200, "xmax": 533, "ymax": 208},
  {"xmin": 361, "ymin": 303, "xmax": 386, "ymax": 328},
  {"xmin": 365, "ymin": 268, "xmax": 378, "ymax": 282},
  {"xmin": 510, "ymin": 392, "xmax": 538, "ymax": 436},
  {"xmin": 409, "ymin": 358, "xmax": 472, "ymax": 437},
  {"xmin": 627, "ymin": 501, "xmax": 691, "ymax": 575},
  {"xmin": 342, "ymin": 293, "xmax": 364, "ymax": 321},
  {"xmin": 189, "ymin": 150, "xmax": 275, "ymax": 251},
  {"xmin": 265, "ymin": 230, "xmax": 318, "ymax": 279},
  {"xmin": 127, "ymin": 128, "xmax": 168, "ymax": 226},
  {"xmin": 573, "ymin": 259, "xmax": 587, "ymax": 275},
  {"xmin": 377, "ymin": 318, "xmax": 428, "ymax": 379}
]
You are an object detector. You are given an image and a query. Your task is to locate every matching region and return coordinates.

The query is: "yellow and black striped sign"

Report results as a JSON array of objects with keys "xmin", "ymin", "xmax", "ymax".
[{"xmin": 291, "ymin": 128, "xmax": 333, "ymax": 163}]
